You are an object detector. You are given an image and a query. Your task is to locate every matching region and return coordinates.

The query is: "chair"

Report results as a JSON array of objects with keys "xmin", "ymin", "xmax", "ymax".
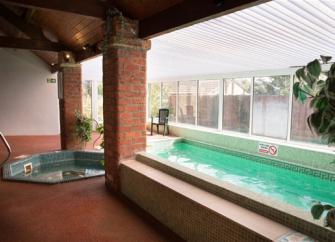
[{"xmin": 151, "ymin": 109, "xmax": 169, "ymax": 136}]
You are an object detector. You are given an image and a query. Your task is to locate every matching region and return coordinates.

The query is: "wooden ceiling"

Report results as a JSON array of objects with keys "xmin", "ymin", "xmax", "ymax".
[{"xmin": 0, "ymin": 0, "xmax": 265, "ymax": 72}]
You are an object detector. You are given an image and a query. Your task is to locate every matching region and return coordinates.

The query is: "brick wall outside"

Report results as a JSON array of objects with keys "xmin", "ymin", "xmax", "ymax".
[{"xmin": 103, "ymin": 16, "xmax": 151, "ymax": 191}]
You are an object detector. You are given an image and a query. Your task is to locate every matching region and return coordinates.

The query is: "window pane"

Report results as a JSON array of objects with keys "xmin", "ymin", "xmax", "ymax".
[
  {"xmin": 162, "ymin": 82, "xmax": 177, "ymax": 122},
  {"xmin": 291, "ymin": 98, "xmax": 323, "ymax": 144},
  {"xmin": 82, "ymin": 80, "xmax": 92, "ymax": 119},
  {"xmin": 223, "ymin": 78, "xmax": 251, "ymax": 133},
  {"xmin": 178, "ymin": 80, "xmax": 197, "ymax": 125},
  {"xmin": 97, "ymin": 82, "xmax": 103, "ymax": 123},
  {"xmin": 252, "ymin": 76, "xmax": 290, "ymax": 139},
  {"xmin": 148, "ymin": 83, "xmax": 161, "ymax": 117},
  {"xmin": 198, "ymin": 80, "xmax": 219, "ymax": 129}
]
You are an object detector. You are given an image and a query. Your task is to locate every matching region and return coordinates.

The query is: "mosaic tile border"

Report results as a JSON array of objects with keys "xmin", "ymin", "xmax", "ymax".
[
  {"xmin": 2, "ymin": 150, "xmax": 104, "ymax": 184},
  {"xmin": 182, "ymin": 139, "xmax": 335, "ymax": 181},
  {"xmin": 168, "ymin": 125, "xmax": 335, "ymax": 173}
]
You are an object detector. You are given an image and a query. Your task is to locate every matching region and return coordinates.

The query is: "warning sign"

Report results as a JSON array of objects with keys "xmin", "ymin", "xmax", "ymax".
[{"xmin": 258, "ymin": 143, "xmax": 278, "ymax": 156}]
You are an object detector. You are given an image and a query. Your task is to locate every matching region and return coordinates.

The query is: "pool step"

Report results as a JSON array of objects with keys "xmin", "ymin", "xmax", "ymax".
[{"xmin": 120, "ymin": 159, "xmax": 316, "ymax": 242}]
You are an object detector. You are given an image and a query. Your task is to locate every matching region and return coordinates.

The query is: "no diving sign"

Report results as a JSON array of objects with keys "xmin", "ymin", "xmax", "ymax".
[{"xmin": 258, "ymin": 143, "xmax": 278, "ymax": 156}]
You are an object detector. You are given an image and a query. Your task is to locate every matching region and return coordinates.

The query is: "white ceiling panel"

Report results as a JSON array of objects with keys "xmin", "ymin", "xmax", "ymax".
[{"xmin": 147, "ymin": 0, "xmax": 335, "ymax": 81}]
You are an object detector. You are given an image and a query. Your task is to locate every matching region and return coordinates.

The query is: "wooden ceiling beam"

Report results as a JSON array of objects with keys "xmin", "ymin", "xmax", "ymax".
[
  {"xmin": 0, "ymin": 36, "xmax": 67, "ymax": 51},
  {"xmin": 139, "ymin": 0, "xmax": 268, "ymax": 39},
  {"xmin": 0, "ymin": 4, "xmax": 46, "ymax": 40},
  {"xmin": 0, "ymin": 0, "xmax": 113, "ymax": 19}
]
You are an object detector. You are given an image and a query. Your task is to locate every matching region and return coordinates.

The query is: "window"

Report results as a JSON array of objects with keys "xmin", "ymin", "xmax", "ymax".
[
  {"xmin": 162, "ymin": 82, "xmax": 177, "ymax": 122},
  {"xmin": 291, "ymin": 98, "xmax": 323, "ymax": 144},
  {"xmin": 252, "ymin": 76, "xmax": 290, "ymax": 139},
  {"xmin": 223, "ymin": 78, "xmax": 251, "ymax": 133},
  {"xmin": 97, "ymin": 82, "xmax": 103, "ymax": 123},
  {"xmin": 147, "ymin": 72, "xmax": 327, "ymax": 148},
  {"xmin": 148, "ymin": 83, "xmax": 161, "ymax": 117},
  {"xmin": 178, "ymin": 80, "xmax": 197, "ymax": 125},
  {"xmin": 82, "ymin": 80, "xmax": 92, "ymax": 119},
  {"xmin": 198, "ymin": 80, "xmax": 219, "ymax": 129}
]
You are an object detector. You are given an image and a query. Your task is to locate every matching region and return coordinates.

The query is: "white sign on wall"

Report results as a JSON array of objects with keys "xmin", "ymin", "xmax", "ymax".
[{"xmin": 258, "ymin": 143, "xmax": 278, "ymax": 156}]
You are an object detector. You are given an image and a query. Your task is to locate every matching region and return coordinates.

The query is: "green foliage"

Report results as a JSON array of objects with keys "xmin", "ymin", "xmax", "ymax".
[
  {"xmin": 149, "ymin": 83, "xmax": 161, "ymax": 117},
  {"xmin": 294, "ymin": 59, "xmax": 335, "ymax": 144},
  {"xmin": 74, "ymin": 111, "xmax": 93, "ymax": 144},
  {"xmin": 254, "ymin": 76, "xmax": 290, "ymax": 96},
  {"xmin": 95, "ymin": 124, "xmax": 104, "ymax": 148},
  {"xmin": 311, "ymin": 202, "xmax": 335, "ymax": 229}
]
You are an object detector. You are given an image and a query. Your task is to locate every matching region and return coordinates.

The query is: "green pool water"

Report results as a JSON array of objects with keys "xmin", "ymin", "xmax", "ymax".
[{"xmin": 147, "ymin": 141, "xmax": 335, "ymax": 210}]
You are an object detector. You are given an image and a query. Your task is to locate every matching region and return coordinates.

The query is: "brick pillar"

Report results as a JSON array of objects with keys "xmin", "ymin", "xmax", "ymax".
[
  {"xmin": 103, "ymin": 17, "xmax": 151, "ymax": 191},
  {"xmin": 58, "ymin": 52, "xmax": 83, "ymax": 150}
]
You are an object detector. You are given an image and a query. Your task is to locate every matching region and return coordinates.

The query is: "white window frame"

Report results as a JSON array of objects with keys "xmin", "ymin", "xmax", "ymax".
[{"xmin": 146, "ymin": 67, "xmax": 330, "ymax": 152}]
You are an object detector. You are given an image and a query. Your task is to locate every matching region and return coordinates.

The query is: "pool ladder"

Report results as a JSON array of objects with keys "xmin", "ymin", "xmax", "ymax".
[{"xmin": 0, "ymin": 132, "xmax": 11, "ymax": 167}]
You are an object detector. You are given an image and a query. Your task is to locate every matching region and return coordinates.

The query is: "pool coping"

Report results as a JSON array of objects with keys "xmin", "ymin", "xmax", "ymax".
[
  {"xmin": 2, "ymin": 150, "xmax": 105, "ymax": 184},
  {"xmin": 139, "ymin": 140, "xmax": 335, "ymax": 241}
]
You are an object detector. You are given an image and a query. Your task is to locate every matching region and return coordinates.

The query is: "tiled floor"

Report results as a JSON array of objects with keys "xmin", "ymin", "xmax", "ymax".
[{"xmin": 0, "ymin": 134, "xmax": 183, "ymax": 242}]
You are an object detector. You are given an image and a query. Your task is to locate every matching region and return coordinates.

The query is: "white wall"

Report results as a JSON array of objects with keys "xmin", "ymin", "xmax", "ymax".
[{"xmin": 0, "ymin": 48, "xmax": 59, "ymax": 135}]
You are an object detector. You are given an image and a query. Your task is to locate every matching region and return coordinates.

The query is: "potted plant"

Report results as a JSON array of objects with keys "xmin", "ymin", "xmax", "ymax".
[
  {"xmin": 74, "ymin": 110, "xmax": 93, "ymax": 148},
  {"xmin": 293, "ymin": 57, "xmax": 335, "ymax": 229},
  {"xmin": 93, "ymin": 123, "xmax": 104, "ymax": 149},
  {"xmin": 293, "ymin": 58, "xmax": 335, "ymax": 144}
]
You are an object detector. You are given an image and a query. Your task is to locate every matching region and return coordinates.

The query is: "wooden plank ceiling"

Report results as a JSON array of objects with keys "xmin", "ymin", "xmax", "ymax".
[
  {"xmin": 0, "ymin": 0, "xmax": 183, "ymax": 69},
  {"xmin": 0, "ymin": 0, "xmax": 264, "ymax": 71}
]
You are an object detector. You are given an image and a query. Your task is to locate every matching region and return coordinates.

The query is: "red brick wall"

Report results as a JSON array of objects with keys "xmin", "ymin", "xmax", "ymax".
[
  {"xmin": 59, "ymin": 64, "xmax": 83, "ymax": 150},
  {"xmin": 103, "ymin": 17, "xmax": 150, "ymax": 191}
]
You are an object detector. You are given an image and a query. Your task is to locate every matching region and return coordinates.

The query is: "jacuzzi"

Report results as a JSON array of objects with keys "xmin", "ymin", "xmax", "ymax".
[{"xmin": 2, "ymin": 150, "xmax": 104, "ymax": 184}]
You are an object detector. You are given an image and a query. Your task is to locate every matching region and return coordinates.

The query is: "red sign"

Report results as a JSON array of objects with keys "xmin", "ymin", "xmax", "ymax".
[{"xmin": 258, "ymin": 143, "xmax": 278, "ymax": 156}]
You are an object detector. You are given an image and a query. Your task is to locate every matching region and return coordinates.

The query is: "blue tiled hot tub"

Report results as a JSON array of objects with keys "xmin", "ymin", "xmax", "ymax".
[{"xmin": 2, "ymin": 151, "xmax": 104, "ymax": 184}]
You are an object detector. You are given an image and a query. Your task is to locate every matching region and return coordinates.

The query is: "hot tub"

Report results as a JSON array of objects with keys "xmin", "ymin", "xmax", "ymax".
[{"xmin": 2, "ymin": 150, "xmax": 104, "ymax": 184}]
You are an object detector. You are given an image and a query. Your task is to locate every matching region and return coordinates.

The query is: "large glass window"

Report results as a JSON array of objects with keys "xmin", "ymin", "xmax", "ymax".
[
  {"xmin": 178, "ymin": 80, "xmax": 197, "ymax": 125},
  {"xmin": 148, "ymin": 83, "xmax": 161, "ymax": 117},
  {"xmin": 162, "ymin": 82, "xmax": 177, "ymax": 122},
  {"xmin": 198, "ymin": 80, "xmax": 219, "ymax": 129},
  {"xmin": 97, "ymin": 82, "xmax": 103, "ymax": 123},
  {"xmin": 252, "ymin": 76, "xmax": 290, "ymax": 139},
  {"xmin": 291, "ymin": 98, "xmax": 323, "ymax": 144},
  {"xmin": 223, "ymin": 78, "xmax": 251, "ymax": 133},
  {"xmin": 82, "ymin": 80, "xmax": 92, "ymax": 119}
]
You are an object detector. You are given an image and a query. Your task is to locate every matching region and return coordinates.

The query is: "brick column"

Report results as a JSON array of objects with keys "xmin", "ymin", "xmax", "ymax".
[
  {"xmin": 103, "ymin": 17, "xmax": 151, "ymax": 191},
  {"xmin": 58, "ymin": 52, "xmax": 83, "ymax": 150}
]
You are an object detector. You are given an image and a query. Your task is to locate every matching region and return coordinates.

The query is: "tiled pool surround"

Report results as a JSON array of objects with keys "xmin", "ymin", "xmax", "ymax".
[
  {"xmin": 2, "ymin": 150, "xmax": 104, "ymax": 184},
  {"xmin": 140, "ymin": 139, "xmax": 335, "ymax": 242}
]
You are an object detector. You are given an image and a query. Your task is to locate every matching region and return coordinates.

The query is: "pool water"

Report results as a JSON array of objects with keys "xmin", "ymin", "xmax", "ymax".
[
  {"xmin": 12, "ymin": 160, "xmax": 104, "ymax": 183},
  {"xmin": 147, "ymin": 141, "xmax": 335, "ymax": 210}
]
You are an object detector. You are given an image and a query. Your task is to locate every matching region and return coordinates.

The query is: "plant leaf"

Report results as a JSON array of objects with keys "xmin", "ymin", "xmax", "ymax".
[
  {"xmin": 311, "ymin": 203, "xmax": 325, "ymax": 219},
  {"xmin": 325, "ymin": 209, "xmax": 335, "ymax": 229},
  {"xmin": 293, "ymin": 82, "xmax": 300, "ymax": 99},
  {"xmin": 324, "ymin": 204, "xmax": 335, "ymax": 210},
  {"xmin": 296, "ymin": 67, "xmax": 306, "ymax": 83},
  {"xmin": 307, "ymin": 59, "xmax": 321, "ymax": 80},
  {"xmin": 313, "ymin": 96, "xmax": 328, "ymax": 110}
]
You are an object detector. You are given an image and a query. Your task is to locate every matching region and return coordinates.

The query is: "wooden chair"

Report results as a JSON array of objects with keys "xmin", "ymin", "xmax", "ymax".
[{"xmin": 151, "ymin": 109, "xmax": 169, "ymax": 136}]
